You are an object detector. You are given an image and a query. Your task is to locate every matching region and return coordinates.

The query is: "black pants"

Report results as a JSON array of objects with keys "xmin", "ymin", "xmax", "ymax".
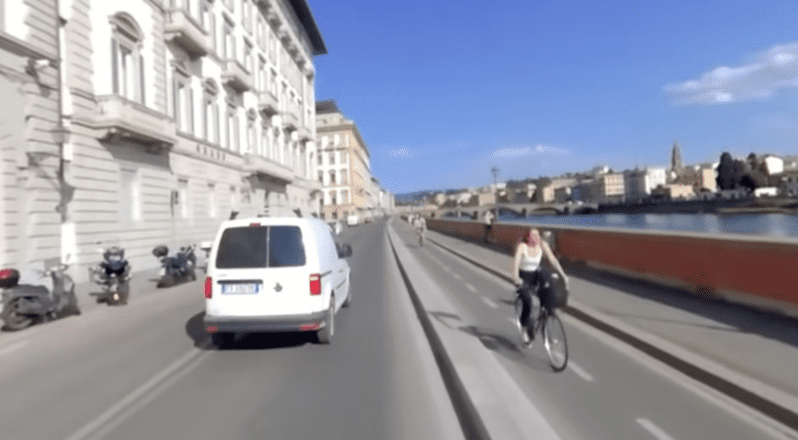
[
  {"xmin": 484, "ymin": 224, "xmax": 492, "ymax": 243},
  {"xmin": 517, "ymin": 269, "xmax": 548, "ymax": 327}
]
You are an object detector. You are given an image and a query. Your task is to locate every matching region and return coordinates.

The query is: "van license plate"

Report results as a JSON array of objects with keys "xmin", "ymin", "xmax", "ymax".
[{"xmin": 221, "ymin": 283, "xmax": 260, "ymax": 294}]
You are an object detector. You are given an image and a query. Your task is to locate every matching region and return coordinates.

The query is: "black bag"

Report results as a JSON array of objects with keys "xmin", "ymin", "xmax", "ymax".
[{"xmin": 538, "ymin": 269, "xmax": 568, "ymax": 309}]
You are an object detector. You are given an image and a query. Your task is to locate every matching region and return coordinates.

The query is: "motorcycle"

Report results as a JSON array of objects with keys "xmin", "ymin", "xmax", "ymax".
[
  {"xmin": 0, "ymin": 259, "xmax": 81, "ymax": 331},
  {"xmin": 89, "ymin": 243, "xmax": 131, "ymax": 306},
  {"xmin": 153, "ymin": 243, "xmax": 197, "ymax": 288}
]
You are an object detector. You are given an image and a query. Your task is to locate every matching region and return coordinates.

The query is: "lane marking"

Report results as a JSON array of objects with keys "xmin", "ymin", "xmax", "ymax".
[
  {"xmin": 64, "ymin": 345, "xmax": 210, "ymax": 440},
  {"xmin": 441, "ymin": 265, "xmax": 452, "ymax": 273},
  {"xmin": 452, "ymin": 273, "xmax": 463, "ymax": 280},
  {"xmin": 636, "ymin": 418, "xmax": 676, "ymax": 440},
  {"xmin": 465, "ymin": 283, "xmax": 477, "ymax": 293},
  {"xmin": 482, "ymin": 297, "xmax": 499, "ymax": 309},
  {"xmin": 567, "ymin": 361, "xmax": 594, "ymax": 382},
  {"xmin": 0, "ymin": 341, "xmax": 27, "ymax": 358}
]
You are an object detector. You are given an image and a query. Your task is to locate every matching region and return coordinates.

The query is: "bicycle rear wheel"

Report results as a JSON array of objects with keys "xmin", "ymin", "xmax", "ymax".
[{"xmin": 542, "ymin": 311, "xmax": 568, "ymax": 371}]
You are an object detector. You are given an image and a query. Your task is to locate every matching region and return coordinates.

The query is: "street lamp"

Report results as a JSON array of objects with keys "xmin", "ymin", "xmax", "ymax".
[{"xmin": 491, "ymin": 166, "xmax": 499, "ymax": 219}]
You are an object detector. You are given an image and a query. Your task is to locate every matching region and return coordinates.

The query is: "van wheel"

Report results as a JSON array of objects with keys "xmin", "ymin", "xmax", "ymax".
[{"xmin": 317, "ymin": 296, "xmax": 335, "ymax": 344}]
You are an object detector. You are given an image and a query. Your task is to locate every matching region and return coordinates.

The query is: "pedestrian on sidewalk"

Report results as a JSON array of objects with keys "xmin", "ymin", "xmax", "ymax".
[{"xmin": 483, "ymin": 210, "xmax": 494, "ymax": 244}]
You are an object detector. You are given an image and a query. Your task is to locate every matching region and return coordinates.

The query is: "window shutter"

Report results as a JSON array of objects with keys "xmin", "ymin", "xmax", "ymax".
[
  {"xmin": 138, "ymin": 54, "xmax": 145, "ymax": 105},
  {"xmin": 111, "ymin": 40, "xmax": 118, "ymax": 94},
  {"xmin": 189, "ymin": 88, "xmax": 195, "ymax": 134}
]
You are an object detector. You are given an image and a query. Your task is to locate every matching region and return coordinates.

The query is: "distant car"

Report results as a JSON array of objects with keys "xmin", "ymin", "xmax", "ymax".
[
  {"xmin": 328, "ymin": 221, "xmax": 342, "ymax": 235},
  {"xmin": 204, "ymin": 216, "xmax": 353, "ymax": 347}
]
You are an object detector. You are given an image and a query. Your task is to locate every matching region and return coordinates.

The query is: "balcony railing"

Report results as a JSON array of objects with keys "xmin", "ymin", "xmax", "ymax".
[
  {"xmin": 221, "ymin": 60, "xmax": 253, "ymax": 92},
  {"xmin": 243, "ymin": 153, "xmax": 294, "ymax": 184},
  {"xmin": 164, "ymin": 9, "xmax": 210, "ymax": 57},
  {"xmin": 283, "ymin": 111, "xmax": 299, "ymax": 130},
  {"xmin": 297, "ymin": 125, "xmax": 312, "ymax": 141},
  {"xmin": 258, "ymin": 91, "xmax": 279, "ymax": 115},
  {"xmin": 91, "ymin": 95, "xmax": 176, "ymax": 148}
]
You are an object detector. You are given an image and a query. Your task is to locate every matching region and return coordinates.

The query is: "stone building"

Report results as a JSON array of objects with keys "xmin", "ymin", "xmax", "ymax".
[
  {"xmin": 2, "ymin": 0, "xmax": 327, "ymax": 282},
  {"xmin": 0, "ymin": 0, "xmax": 64, "ymax": 280},
  {"xmin": 316, "ymin": 100, "xmax": 371, "ymax": 221}
]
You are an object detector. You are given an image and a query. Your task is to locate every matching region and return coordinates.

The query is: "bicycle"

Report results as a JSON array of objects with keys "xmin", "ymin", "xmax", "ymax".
[{"xmin": 514, "ymin": 280, "xmax": 568, "ymax": 372}]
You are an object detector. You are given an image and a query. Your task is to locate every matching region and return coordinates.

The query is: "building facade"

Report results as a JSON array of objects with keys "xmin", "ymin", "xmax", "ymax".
[
  {"xmin": 625, "ymin": 167, "xmax": 666, "ymax": 200},
  {"xmin": 0, "ymin": 0, "xmax": 327, "ymax": 282},
  {"xmin": 0, "ymin": 0, "xmax": 63, "ymax": 280},
  {"xmin": 315, "ymin": 100, "xmax": 373, "ymax": 221}
]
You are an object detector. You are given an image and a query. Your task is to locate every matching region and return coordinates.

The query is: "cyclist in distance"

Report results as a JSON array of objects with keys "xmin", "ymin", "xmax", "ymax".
[
  {"xmin": 416, "ymin": 215, "xmax": 427, "ymax": 246},
  {"xmin": 512, "ymin": 227, "xmax": 570, "ymax": 342}
]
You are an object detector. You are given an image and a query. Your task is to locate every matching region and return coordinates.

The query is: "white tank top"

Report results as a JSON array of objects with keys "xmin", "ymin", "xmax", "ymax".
[{"xmin": 519, "ymin": 246, "xmax": 543, "ymax": 271}]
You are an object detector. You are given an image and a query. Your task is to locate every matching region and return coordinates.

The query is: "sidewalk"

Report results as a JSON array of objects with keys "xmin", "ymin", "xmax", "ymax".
[{"xmin": 420, "ymin": 223, "xmax": 798, "ymax": 432}]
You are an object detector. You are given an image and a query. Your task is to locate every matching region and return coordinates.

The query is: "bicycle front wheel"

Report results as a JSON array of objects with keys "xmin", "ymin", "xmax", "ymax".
[{"xmin": 543, "ymin": 311, "xmax": 568, "ymax": 371}]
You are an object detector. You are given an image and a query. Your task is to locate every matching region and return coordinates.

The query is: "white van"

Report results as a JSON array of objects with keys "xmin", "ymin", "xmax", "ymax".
[{"xmin": 204, "ymin": 217, "xmax": 353, "ymax": 347}]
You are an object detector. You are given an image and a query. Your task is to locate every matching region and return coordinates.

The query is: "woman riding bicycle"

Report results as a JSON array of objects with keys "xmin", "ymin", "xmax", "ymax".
[{"xmin": 512, "ymin": 227, "xmax": 570, "ymax": 344}]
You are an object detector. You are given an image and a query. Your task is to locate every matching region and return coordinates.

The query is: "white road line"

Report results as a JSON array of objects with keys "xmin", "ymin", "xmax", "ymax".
[
  {"xmin": 567, "ymin": 361, "xmax": 594, "ymax": 382},
  {"xmin": 441, "ymin": 266, "xmax": 451, "ymax": 273},
  {"xmin": 482, "ymin": 297, "xmax": 499, "ymax": 309},
  {"xmin": 636, "ymin": 418, "xmax": 676, "ymax": 440},
  {"xmin": 64, "ymin": 346, "xmax": 210, "ymax": 440},
  {"xmin": 0, "ymin": 341, "xmax": 27, "ymax": 358},
  {"xmin": 507, "ymin": 317, "xmax": 517, "ymax": 325},
  {"xmin": 452, "ymin": 273, "xmax": 462, "ymax": 280},
  {"xmin": 465, "ymin": 283, "xmax": 477, "ymax": 293}
]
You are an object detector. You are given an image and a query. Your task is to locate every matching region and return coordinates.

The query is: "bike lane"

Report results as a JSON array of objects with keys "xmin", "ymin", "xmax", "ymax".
[{"xmin": 409, "ymin": 218, "xmax": 798, "ymax": 439}]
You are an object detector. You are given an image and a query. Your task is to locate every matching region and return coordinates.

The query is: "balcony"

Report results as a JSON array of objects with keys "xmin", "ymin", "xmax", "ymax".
[
  {"xmin": 164, "ymin": 9, "xmax": 210, "ymax": 57},
  {"xmin": 243, "ymin": 153, "xmax": 294, "ymax": 184},
  {"xmin": 258, "ymin": 91, "xmax": 279, "ymax": 115},
  {"xmin": 221, "ymin": 60, "xmax": 253, "ymax": 92},
  {"xmin": 283, "ymin": 111, "xmax": 299, "ymax": 130},
  {"xmin": 91, "ymin": 95, "xmax": 176, "ymax": 148},
  {"xmin": 297, "ymin": 125, "xmax": 312, "ymax": 141}
]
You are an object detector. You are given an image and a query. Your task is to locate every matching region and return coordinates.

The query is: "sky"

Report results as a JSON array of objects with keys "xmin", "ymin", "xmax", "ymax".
[{"xmin": 309, "ymin": 0, "xmax": 798, "ymax": 194}]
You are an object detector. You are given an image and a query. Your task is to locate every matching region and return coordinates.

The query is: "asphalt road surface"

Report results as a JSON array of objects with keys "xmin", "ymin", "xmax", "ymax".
[
  {"xmin": 0, "ymin": 217, "xmax": 795, "ymax": 440},
  {"xmin": 0, "ymin": 219, "xmax": 461, "ymax": 440}
]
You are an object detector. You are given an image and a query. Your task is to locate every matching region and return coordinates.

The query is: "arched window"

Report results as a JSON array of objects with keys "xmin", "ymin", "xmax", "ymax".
[{"xmin": 110, "ymin": 13, "xmax": 145, "ymax": 104}]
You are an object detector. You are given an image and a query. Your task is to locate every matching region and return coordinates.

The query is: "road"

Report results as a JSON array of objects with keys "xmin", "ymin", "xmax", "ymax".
[
  {"xmin": 0, "ymin": 219, "xmax": 461, "ymax": 440},
  {"xmin": 0, "ymin": 217, "xmax": 795, "ymax": 440}
]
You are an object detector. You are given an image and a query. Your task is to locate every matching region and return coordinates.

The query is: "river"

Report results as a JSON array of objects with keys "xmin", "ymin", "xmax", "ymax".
[{"xmin": 494, "ymin": 213, "xmax": 798, "ymax": 238}]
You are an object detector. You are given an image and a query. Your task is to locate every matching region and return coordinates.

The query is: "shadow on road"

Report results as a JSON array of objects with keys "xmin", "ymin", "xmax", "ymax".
[
  {"xmin": 457, "ymin": 324, "xmax": 553, "ymax": 372},
  {"xmin": 185, "ymin": 311, "xmax": 315, "ymax": 350}
]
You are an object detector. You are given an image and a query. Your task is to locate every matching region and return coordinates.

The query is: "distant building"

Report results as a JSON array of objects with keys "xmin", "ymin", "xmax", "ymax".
[
  {"xmin": 654, "ymin": 184, "xmax": 694, "ymax": 200},
  {"xmin": 670, "ymin": 142, "xmax": 684, "ymax": 176},
  {"xmin": 594, "ymin": 173, "xmax": 625, "ymax": 202},
  {"xmin": 625, "ymin": 167, "xmax": 667, "ymax": 199}
]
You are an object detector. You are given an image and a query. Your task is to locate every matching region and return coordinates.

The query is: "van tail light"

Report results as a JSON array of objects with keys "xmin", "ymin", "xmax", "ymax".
[
  {"xmin": 310, "ymin": 274, "xmax": 321, "ymax": 295},
  {"xmin": 204, "ymin": 277, "xmax": 213, "ymax": 298}
]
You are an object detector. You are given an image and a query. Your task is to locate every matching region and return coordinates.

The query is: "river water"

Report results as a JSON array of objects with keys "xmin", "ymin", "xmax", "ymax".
[{"xmin": 494, "ymin": 213, "xmax": 798, "ymax": 238}]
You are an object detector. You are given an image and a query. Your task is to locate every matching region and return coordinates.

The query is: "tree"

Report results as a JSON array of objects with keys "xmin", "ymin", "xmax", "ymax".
[{"xmin": 716, "ymin": 152, "xmax": 751, "ymax": 190}]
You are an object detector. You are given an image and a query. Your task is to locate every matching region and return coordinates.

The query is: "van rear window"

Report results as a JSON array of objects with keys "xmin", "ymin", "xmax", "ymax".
[{"xmin": 215, "ymin": 226, "xmax": 305, "ymax": 269}]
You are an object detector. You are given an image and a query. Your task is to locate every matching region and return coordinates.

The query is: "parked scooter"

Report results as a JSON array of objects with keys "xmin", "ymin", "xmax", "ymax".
[
  {"xmin": 0, "ymin": 258, "xmax": 81, "ymax": 331},
  {"xmin": 89, "ymin": 243, "xmax": 131, "ymax": 306},
  {"xmin": 153, "ymin": 244, "xmax": 197, "ymax": 288}
]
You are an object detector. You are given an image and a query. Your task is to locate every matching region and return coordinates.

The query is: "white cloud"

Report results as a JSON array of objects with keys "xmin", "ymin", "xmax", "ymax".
[
  {"xmin": 387, "ymin": 147, "xmax": 415, "ymax": 159},
  {"xmin": 665, "ymin": 42, "xmax": 798, "ymax": 104},
  {"xmin": 491, "ymin": 144, "xmax": 569, "ymax": 159}
]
